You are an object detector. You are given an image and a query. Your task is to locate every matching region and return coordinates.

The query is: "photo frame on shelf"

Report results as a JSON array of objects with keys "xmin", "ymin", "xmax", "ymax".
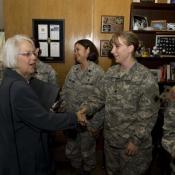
[
  {"xmin": 167, "ymin": 0, "xmax": 175, "ymax": 3},
  {"xmin": 155, "ymin": 35, "xmax": 175, "ymax": 56},
  {"xmin": 140, "ymin": 0, "xmax": 155, "ymax": 2},
  {"xmin": 150, "ymin": 69, "xmax": 160, "ymax": 82},
  {"xmin": 100, "ymin": 40, "xmax": 112, "ymax": 57},
  {"xmin": 32, "ymin": 19, "xmax": 65, "ymax": 63},
  {"xmin": 151, "ymin": 20, "xmax": 167, "ymax": 30},
  {"xmin": 101, "ymin": 16, "xmax": 124, "ymax": 33},
  {"xmin": 132, "ymin": 16, "xmax": 148, "ymax": 30},
  {"xmin": 167, "ymin": 23, "xmax": 175, "ymax": 31}
]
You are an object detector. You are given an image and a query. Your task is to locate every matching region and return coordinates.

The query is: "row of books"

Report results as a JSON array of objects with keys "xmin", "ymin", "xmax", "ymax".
[{"xmin": 150, "ymin": 62, "xmax": 175, "ymax": 82}]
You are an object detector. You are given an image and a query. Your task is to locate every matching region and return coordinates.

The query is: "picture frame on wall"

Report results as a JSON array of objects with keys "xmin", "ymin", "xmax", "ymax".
[
  {"xmin": 101, "ymin": 16, "xmax": 124, "ymax": 33},
  {"xmin": 100, "ymin": 40, "xmax": 112, "ymax": 57},
  {"xmin": 32, "ymin": 19, "xmax": 65, "ymax": 63}
]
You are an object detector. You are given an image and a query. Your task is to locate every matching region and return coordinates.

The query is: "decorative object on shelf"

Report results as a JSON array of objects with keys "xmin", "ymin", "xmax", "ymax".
[
  {"xmin": 100, "ymin": 40, "xmax": 112, "ymax": 57},
  {"xmin": 152, "ymin": 46, "xmax": 160, "ymax": 57},
  {"xmin": 155, "ymin": 35, "xmax": 175, "ymax": 56},
  {"xmin": 132, "ymin": 16, "xmax": 148, "ymax": 30},
  {"xmin": 32, "ymin": 19, "xmax": 65, "ymax": 63},
  {"xmin": 151, "ymin": 20, "xmax": 167, "ymax": 30},
  {"xmin": 167, "ymin": 23, "xmax": 175, "ymax": 31},
  {"xmin": 101, "ymin": 16, "xmax": 124, "ymax": 33},
  {"xmin": 136, "ymin": 40, "xmax": 145, "ymax": 57},
  {"xmin": 141, "ymin": 47, "xmax": 151, "ymax": 57}
]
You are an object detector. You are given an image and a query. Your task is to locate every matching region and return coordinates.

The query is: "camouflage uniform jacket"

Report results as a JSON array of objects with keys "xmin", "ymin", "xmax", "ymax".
[
  {"xmin": 34, "ymin": 60, "xmax": 59, "ymax": 87},
  {"xmin": 81, "ymin": 61, "xmax": 160, "ymax": 148},
  {"xmin": 162, "ymin": 101, "xmax": 175, "ymax": 158},
  {"xmin": 61, "ymin": 61, "xmax": 105, "ymax": 129}
]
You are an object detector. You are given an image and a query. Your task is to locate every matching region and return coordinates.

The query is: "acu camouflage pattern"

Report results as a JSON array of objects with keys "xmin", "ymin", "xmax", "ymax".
[
  {"xmin": 34, "ymin": 60, "xmax": 59, "ymax": 86},
  {"xmin": 162, "ymin": 101, "xmax": 175, "ymax": 175},
  {"xmin": 81, "ymin": 61, "xmax": 160, "ymax": 175},
  {"xmin": 61, "ymin": 61, "xmax": 105, "ymax": 129},
  {"xmin": 61, "ymin": 61, "xmax": 104, "ymax": 171},
  {"xmin": 104, "ymin": 141, "xmax": 152, "ymax": 175}
]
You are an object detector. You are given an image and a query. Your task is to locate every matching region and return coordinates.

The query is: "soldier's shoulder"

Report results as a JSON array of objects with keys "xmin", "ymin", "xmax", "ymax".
[
  {"xmin": 105, "ymin": 65, "xmax": 119, "ymax": 75},
  {"xmin": 37, "ymin": 61, "xmax": 54, "ymax": 72},
  {"xmin": 91, "ymin": 62, "xmax": 104, "ymax": 74},
  {"xmin": 136, "ymin": 63, "xmax": 155, "ymax": 80},
  {"xmin": 71, "ymin": 64, "xmax": 80, "ymax": 71}
]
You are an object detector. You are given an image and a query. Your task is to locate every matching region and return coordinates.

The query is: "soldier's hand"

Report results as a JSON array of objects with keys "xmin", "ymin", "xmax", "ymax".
[
  {"xmin": 87, "ymin": 126, "xmax": 100, "ymax": 138},
  {"xmin": 125, "ymin": 141, "xmax": 138, "ymax": 156},
  {"xmin": 76, "ymin": 108, "xmax": 88, "ymax": 126}
]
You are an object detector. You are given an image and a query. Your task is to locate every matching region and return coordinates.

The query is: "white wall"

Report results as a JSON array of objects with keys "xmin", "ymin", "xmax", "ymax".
[{"xmin": 0, "ymin": 0, "xmax": 4, "ymax": 29}]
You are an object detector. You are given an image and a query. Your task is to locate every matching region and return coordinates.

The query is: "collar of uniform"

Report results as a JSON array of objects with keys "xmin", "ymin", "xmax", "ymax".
[
  {"xmin": 75, "ymin": 61, "xmax": 94, "ymax": 73},
  {"xmin": 110, "ymin": 61, "xmax": 138, "ymax": 80}
]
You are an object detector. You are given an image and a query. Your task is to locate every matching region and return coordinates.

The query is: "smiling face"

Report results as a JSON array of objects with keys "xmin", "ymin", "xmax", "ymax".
[
  {"xmin": 111, "ymin": 37, "xmax": 134, "ymax": 66},
  {"xmin": 16, "ymin": 40, "xmax": 37, "ymax": 79},
  {"xmin": 74, "ymin": 43, "xmax": 89, "ymax": 64}
]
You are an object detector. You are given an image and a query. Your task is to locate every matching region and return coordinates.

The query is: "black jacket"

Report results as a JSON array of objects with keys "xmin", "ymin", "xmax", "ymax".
[{"xmin": 0, "ymin": 68, "xmax": 77, "ymax": 175}]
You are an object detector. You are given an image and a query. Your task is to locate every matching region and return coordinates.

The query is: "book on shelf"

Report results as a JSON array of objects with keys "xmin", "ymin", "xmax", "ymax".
[
  {"xmin": 170, "ymin": 62, "xmax": 175, "ymax": 81},
  {"xmin": 150, "ymin": 63, "xmax": 175, "ymax": 83}
]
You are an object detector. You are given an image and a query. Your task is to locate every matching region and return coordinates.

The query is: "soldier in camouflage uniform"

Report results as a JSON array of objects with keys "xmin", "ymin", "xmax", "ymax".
[
  {"xmin": 32, "ymin": 38, "xmax": 59, "ymax": 87},
  {"xmin": 162, "ymin": 86, "xmax": 175, "ymax": 175},
  {"xmin": 61, "ymin": 39, "xmax": 104, "ymax": 175},
  {"xmin": 79, "ymin": 31, "xmax": 160, "ymax": 175},
  {"xmin": 34, "ymin": 59, "xmax": 58, "ymax": 86}
]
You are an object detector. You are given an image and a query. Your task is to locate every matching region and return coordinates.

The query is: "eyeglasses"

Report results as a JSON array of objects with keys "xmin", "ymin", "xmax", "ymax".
[{"xmin": 17, "ymin": 51, "xmax": 38, "ymax": 57}]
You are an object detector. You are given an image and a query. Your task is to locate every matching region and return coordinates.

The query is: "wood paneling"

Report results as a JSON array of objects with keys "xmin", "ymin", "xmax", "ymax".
[
  {"xmin": 4, "ymin": 0, "xmax": 131, "ymax": 86},
  {"xmin": 93, "ymin": 0, "xmax": 131, "ymax": 71}
]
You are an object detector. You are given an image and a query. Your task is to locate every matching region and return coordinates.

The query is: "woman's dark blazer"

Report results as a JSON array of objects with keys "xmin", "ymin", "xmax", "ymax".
[{"xmin": 0, "ymin": 68, "xmax": 77, "ymax": 175}]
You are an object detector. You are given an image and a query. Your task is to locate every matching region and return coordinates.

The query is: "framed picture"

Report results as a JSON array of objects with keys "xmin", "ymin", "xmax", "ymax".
[
  {"xmin": 132, "ymin": 16, "xmax": 148, "ymax": 30},
  {"xmin": 167, "ymin": 23, "xmax": 175, "ymax": 31},
  {"xmin": 151, "ymin": 20, "xmax": 167, "ymax": 30},
  {"xmin": 100, "ymin": 40, "xmax": 112, "ymax": 57},
  {"xmin": 32, "ymin": 19, "xmax": 65, "ymax": 63},
  {"xmin": 150, "ymin": 69, "xmax": 160, "ymax": 82},
  {"xmin": 101, "ymin": 16, "xmax": 124, "ymax": 33}
]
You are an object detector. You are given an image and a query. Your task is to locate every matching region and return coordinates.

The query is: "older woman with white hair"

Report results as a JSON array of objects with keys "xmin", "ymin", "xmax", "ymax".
[{"xmin": 0, "ymin": 34, "xmax": 86, "ymax": 175}]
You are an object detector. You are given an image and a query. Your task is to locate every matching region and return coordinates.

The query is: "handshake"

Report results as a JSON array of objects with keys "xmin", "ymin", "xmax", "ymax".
[
  {"xmin": 76, "ymin": 108, "xmax": 88, "ymax": 126},
  {"xmin": 51, "ymin": 101, "xmax": 88, "ymax": 126}
]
